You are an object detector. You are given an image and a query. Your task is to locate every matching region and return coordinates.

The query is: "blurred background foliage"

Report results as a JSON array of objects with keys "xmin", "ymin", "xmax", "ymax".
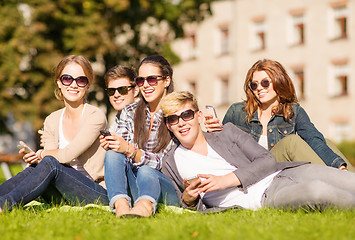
[{"xmin": 0, "ymin": 0, "xmax": 212, "ymax": 134}]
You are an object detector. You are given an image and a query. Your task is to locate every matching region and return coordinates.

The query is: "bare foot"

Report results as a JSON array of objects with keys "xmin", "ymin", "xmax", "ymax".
[
  {"xmin": 114, "ymin": 198, "xmax": 131, "ymax": 217},
  {"xmin": 130, "ymin": 199, "xmax": 154, "ymax": 217}
]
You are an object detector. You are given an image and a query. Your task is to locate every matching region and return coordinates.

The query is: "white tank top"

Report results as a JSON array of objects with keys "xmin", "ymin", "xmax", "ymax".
[{"xmin": 58, "ymin": 104, "xmax": 92, "ymax": 179}]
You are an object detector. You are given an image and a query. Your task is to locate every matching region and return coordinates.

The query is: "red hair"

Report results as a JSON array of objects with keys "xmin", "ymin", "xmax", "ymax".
[{"xmin": 244, "ymin": 59, "xmax": 298, "ymax": 121}]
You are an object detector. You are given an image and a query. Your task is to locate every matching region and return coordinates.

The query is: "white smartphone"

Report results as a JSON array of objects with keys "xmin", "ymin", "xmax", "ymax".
[
  {"xmin": 186, "ymin": 176, "xmax": 199, "ymax": 184},
  {"xmin": 17, "ymin": 144, "xmax": 33, "ymax": 154},
  {"xmin": 205, "ymin": 105, "xmax": 217, "ymax": 119}
]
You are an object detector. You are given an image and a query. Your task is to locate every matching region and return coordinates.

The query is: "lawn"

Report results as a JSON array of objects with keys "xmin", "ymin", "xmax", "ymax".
[{"xmin": 1, "ymin": 164, "xmax": 355, "ymax": 240}]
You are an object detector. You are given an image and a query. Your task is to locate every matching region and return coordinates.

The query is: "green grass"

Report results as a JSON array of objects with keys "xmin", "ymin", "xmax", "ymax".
[
  {"xmin": 1, "ymin": 164, "xmax": 355, "ymax": 240},
  {"xmin": 0, "ymin": 205, "xmax": 354, "ymax": 240}
]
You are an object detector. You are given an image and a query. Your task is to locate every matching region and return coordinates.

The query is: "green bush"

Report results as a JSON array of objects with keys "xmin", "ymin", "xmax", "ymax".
[{"xmin": 337, "ymin": 141, "xmax": 355, "ymax": 166}]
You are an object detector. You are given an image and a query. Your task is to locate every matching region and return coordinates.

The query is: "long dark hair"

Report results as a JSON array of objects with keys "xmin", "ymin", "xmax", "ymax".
[
  {"xmin": 134, "ymin": 55, "xmax": 174, "ymax": 153},
  {"xmin": 244, "ymin": 59, "xmax": 298, "ymax": 121}
]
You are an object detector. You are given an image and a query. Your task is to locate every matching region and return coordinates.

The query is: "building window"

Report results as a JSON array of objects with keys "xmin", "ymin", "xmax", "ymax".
[
  {"xmin": 329, "ymin": 62, "xmax": 349, "ymax": 97},
  {"xmin": 219, "ymin": 26, "xmax": 230, "ymax": 55},
  {"xmin": 291, "ymin": 14, "xmax": 305, "ymax": 45},
  {"xmin": 189, "ymin": 81, "xmax": 197, "ymax": 95},
  {"xmin": 214, "ymin": 76, "xmax": 229, "ymax": 106},
  {"xmin": 330, "ymin": 4, "xmax": 348, "ymax": 40},
  {"xmin": 182, "ymin": 33, "xmax": 197, "ymax": 60},
  {"xmin": 251, "ymin": 20, "xmax": 266, "ymax": 51},
  {"xmin": 293, "ymin": 69, "xmax": 305, "ymax": 99},
  {"xmin": 332, "ymin": 122, "xmax": 351, "ymax": 142}
]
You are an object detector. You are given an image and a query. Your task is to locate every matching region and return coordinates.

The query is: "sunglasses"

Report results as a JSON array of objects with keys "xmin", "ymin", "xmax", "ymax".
[
  {"xmin": 60, "ymin": 74, "xmax": 89, "ymax": 88},
  {"xmin": 166, "ymin": 109, "xmax": 198, "ymax": 125},
  {"xmin": 135, "ymin": 75, "xmax": 165, "ymax": 87},
  {"xmin": 106, "ymin": 86, "xmax": 133, "ymax": 96},
  {"xmin": 249, "ymin": 79, "xmax": 271, "ymax": 91}
]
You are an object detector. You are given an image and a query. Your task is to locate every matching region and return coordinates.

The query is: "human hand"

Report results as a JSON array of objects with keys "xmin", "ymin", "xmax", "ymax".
[
  {"xmin": 38, "ymin": 128, "xmax": 45, "ymax": 147},
  {"xmin": 182, "ymin": 178, "xmax": 201, "ymax": 206},
  {"xmin": 204, "ymin": 115, "xmax": 223, "ymax": 132},
  {"xmin": 196, "ymin": 173, "xmax": 240, "ymax": 194},
  {"xmin": 101, "ymin": 133, "xmax": 127, "ymax": 153},
  {"xmin": 339, "ymin": 165, "xmax": 348, "ymax": 171},
  {"xmin": 99, "ymin": 135, "xmax": 110, "ymax": 150},
  {"xmin": 18, "ymin": 141, "xmax": 39, "ymax": 164}
]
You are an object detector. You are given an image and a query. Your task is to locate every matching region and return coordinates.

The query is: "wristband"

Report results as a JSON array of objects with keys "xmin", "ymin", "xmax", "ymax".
[{"xmin": 39, "ymin": 149, "xmax": 45, "ymax": 160}]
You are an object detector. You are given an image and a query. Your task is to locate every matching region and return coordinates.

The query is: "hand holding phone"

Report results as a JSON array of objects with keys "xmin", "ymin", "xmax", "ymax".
[
  {"xmin": 17, "ymin": 144, "xmax": 33, "ymax": 154},
  {"xmin": 205, "ymin": 105, "xmax": 217, "ymax": 119},
  {"xmin": 100, "ymin": 129, "xmax": 111, "ymax": 137},
  {"xmin": 186, "ymin": 176, "xmax": 199, "ymax": 184}
]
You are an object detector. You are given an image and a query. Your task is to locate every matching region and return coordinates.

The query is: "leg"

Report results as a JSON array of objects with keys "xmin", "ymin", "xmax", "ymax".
[
  {"xmin": 325, "ymin": 139, "xmax": 355, "ymax": 172},
  {"xmin": 131, "ymin": 166, "xmax": 179, "ymax": 217},
  {"xmin": 262, "ymin": 164, "xmax": 355, "ymax": 210},
  {"xmin": 104, "ymin": 150, "xmax": 137, "ymax": 216},
  {"xmin": 270, "ymin": 135, "xmax": 325, "ymax": 165},
  {"xmin": 0, "ymin": 164, "xmax": 36, "ymax": 196},
  {"xmin": 0, "ymin": 156, "xmax": 108, "ymax": 211}
]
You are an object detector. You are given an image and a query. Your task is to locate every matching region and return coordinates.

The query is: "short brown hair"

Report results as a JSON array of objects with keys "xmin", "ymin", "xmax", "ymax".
[
  {"xmin": 104, "ymin": 65, "xmax": 136, "ymax": 87},
  {"xmin": 161, "ymin": 91, "xmax": 199, "ymax": 117},
  {"xmin": 54, "ymin": 55, "xmax": 94, "ymax": 101}
]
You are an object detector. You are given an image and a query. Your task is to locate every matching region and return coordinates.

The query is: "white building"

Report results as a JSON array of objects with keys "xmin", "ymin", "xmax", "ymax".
[{"xmin": 172, "ymin": 0, "xmax": 355, "ymax": 142}]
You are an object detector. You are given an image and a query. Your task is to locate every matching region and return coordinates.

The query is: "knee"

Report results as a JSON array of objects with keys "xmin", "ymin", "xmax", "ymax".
[
  {"xmin": 137, "ymin": 166, "xmax": 157, "ymax": 181},
  {"xmin": 281, "ymin": 134, "xmax": 302, "ymax": 146},
  {"xmin": 302, "ymin": 180, "xmax": 331, "ymax": 203},
  {"xmin": 40, "ymin": 155, "xmax": 60, "ymax": 167},
  {"xmin": 104, "ymin": 150, "xmax": 126, "ymax": 166}
]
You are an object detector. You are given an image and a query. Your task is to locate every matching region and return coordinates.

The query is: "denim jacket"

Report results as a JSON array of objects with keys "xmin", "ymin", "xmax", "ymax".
[{"xmin": 222, "ymin": 102, "xmax": 345, "ymax": 168}]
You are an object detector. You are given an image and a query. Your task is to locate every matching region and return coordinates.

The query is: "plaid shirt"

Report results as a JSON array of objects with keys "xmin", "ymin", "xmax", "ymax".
[{"xmin": 110, "ymin": 100, "xmax": 172, "ymax": 170}]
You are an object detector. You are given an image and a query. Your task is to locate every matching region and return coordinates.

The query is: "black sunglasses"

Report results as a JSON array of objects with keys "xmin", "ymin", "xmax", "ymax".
[
  {"xmin": 106, "ymin": 86, "xmax": 133, "ymax": 96},
  {"xmin": 249, "ymin": 79, "xmax": 271, "ymax": 91},
  {"xmin": 60, "ymin": 74, "xmax": 89, "ymax": 88},
  {"xmin": 135, "ymin": 75, "xmax": 165, "ymax": 87},
  {"xmin": 166, "ymin": 109, "xmax": 198, "ymax": 125}
]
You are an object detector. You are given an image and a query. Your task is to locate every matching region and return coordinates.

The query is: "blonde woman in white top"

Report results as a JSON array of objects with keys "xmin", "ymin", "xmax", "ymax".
[{"xmin": 0, "ymin": 55, "xmax": 108, "ymax": 213}]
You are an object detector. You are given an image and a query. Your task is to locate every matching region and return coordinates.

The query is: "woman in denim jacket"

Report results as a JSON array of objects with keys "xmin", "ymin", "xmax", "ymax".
[{"xmin": 205, "ymin": 59, "xmax": 353, "ymax": 171}]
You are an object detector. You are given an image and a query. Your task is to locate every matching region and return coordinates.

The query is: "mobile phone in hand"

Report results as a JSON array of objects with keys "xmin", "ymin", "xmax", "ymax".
[
  {"xmin": 100, "ymin": 129, "xmax": 111, "ymax": 137},
  {"xmin": 205, "ymin": 105, "xmax": 217, "ymax": 119},
  {"xmin": 17, "ymin": 144, "xmax": 33, "ymax": 154},
  {"xmin": 186, "ymin": 176, "xmax": 199, "ymax": 184}
]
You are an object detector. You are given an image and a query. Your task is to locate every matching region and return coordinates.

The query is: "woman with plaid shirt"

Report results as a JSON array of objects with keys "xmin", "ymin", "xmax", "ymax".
[{"xmin": 100, "ymin": 55, "xmax": 179, "ymax": 217}]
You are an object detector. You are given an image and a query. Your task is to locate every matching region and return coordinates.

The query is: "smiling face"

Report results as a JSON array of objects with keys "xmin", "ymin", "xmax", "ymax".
[
  {"xmin": 166, "ymin": 102, "xmax": 204, "ymax": 149},
  {"xmin": 251, "ymin": 70, "xmax": 278, "ymax": 108},
  {"xmin": 57, "ymin": 63, "xmax": 88, "ymax": 104},
  {"xmin": 138, "ymin": 63, "xmax": 170, "ymax": 111},
  {"xmin": 107, "ymin": 77, "xmax": 138, "ymax": 112}
]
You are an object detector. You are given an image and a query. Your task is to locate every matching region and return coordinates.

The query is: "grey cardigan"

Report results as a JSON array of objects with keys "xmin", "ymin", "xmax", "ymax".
[{"xmin": 161, "ymin": 122, "xmax": 308, "ymax": 212}]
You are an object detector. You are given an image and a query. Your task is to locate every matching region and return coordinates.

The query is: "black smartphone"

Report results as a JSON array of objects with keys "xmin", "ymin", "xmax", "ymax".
[{"xmin": 100, "ymin": 129, "xmax": 111, "ymax": 137}]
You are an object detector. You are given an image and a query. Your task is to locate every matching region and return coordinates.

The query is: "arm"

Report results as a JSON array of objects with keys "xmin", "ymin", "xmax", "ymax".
[
  {"xmin": 114, "ymin": 105, "xmax": 169, "ymax": 170},
  {"xmin": 43, "ymin": 107, "xmax": 107, "ymax": 163},
  {"xmin": 222, "ymin": 123, "xmax": 277, "ymax": 189},
  {"xmin": 295, "ymin": 106, "xmax": 345, "ymax": 168}
]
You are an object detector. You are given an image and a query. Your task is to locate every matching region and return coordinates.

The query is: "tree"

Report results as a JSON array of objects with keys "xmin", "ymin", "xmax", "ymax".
[{"xmin": 0, "ymin": 0, "xmax": 213, "ymax": 135}]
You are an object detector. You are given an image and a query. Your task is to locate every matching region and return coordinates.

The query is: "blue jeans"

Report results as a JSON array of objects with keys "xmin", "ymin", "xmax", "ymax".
[
  {"xmin": 0, "ymin": 156, "xmax": 108, "ymax": 211},
  {"xmin": 104, "ymin": 150, "xmax": 179, "ymax": 213}
]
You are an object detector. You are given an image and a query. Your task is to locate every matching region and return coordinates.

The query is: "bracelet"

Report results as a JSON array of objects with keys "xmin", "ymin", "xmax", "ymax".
[
  {"xmin": 39, "ymin": 149, "xmax": 45, "ymax": 160},
  {"xmin": 128, "ymin": 145, "xmax": 137, "ymax": 159}
]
